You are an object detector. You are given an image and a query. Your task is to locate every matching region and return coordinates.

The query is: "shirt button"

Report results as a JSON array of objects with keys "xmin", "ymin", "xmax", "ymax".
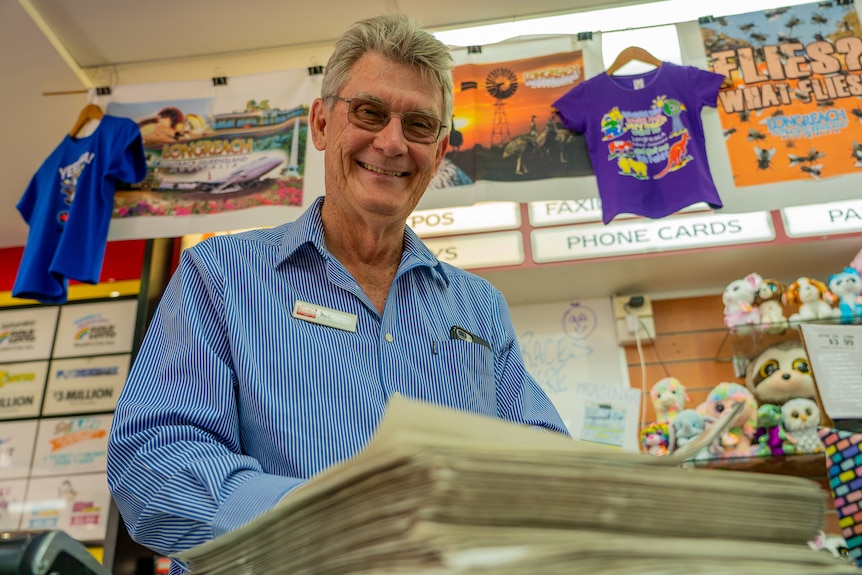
[{"xmin": 384, "ymin": 333, "xmax": 394, "ymax": 342}]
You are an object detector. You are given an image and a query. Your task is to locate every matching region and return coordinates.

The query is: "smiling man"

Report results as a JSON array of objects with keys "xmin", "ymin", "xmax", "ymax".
[{"xmin": 107, "ymin": 14, "xmax": 567, "ymax": 575}]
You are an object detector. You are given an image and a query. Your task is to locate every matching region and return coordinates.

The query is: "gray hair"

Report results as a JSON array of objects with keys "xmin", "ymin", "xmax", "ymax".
[{"xmin": 321, "ymin": 14, "xmax": 454, "ymax": 132}]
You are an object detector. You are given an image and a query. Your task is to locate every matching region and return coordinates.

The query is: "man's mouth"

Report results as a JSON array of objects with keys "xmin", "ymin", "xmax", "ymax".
[{"xmin": 358, "ymin": 161, "xmax": 408, "ymax": 177}]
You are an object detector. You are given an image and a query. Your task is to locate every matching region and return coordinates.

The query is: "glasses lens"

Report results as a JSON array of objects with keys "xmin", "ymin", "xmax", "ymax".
[
  {"xmin": 346, "ymin": 98, "xmax": 441, "ymax": 143},
  {"xmin": 401, "ymin": 112, "xmax": 441, "ymax": 143},
  {"xmin": 347, "ymin": 98, "xmax": 388, "ymax": 131}
]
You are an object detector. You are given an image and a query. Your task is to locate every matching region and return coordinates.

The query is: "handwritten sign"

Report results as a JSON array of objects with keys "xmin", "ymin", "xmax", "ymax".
[{"xmin": 509, "ymin": 298, "xmax": 630, "ymax": 441}]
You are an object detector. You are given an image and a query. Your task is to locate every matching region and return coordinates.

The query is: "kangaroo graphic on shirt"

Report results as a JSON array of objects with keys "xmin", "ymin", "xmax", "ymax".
[{"xmin": 654, "ymin": 132, "xmax": 691, "ymax": 180}]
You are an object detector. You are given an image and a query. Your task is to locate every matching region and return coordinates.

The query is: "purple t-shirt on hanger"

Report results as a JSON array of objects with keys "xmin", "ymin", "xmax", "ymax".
[{"xmin": 553, "ymin": 62, "xmax": 725, "ymax": 224}]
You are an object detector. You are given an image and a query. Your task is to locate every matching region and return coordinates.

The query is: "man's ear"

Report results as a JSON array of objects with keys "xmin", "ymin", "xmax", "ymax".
[{"xmin": 309, "ymin": 98, "xmax": 328, "ymax": 151}]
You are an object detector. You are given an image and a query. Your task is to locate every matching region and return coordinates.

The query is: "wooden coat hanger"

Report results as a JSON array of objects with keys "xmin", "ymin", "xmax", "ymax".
[
  {"xmin": 69, "ymin": 103, "xmax": 103, "ymax": 137},
  {"xmin": 605, "ymin": 46, "xmax": 662, "ymax": 76}
]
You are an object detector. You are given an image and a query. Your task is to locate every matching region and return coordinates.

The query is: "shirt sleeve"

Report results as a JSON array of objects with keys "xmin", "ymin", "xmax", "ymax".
[
  {"xmin": 107, "ymin": 246, "xmax": 302, "ymax": 557},
  {"xmin": 111, "ymin": 118, "xmax": 147, "ymax": 184},
  {"xmin": 686, "ymin": 65, "xmax": 725, "ymax": 109},
  {"xmin": 552, "ymin": 81, "xmax": 589, "ymax": 134},
  {"xmin": 492, "ymin": 291, "xmax": 570, "ymax": 436}
]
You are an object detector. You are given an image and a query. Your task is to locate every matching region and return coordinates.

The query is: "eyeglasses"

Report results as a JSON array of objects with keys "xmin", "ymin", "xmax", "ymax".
[{"xmin": 329, "ymin": 96, "xmax": 446, "ymax": 144}]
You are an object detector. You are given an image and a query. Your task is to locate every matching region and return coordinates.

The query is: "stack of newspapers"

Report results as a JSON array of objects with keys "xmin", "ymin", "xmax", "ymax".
[{"xmin": 177, "ymin": 396, "xmax": 857, "ymax": 575}]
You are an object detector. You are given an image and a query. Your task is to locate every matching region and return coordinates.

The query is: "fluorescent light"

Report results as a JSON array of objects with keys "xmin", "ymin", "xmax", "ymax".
[{"xmin": 433, "ymin": 0, "xmax": 818, "ymax": 46}]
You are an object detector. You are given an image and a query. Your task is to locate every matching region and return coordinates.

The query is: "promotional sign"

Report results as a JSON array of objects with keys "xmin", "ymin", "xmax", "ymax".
[
  {"xmin": 700, "ymin": 2, "xmax": 862, "ymax": 186},
  {"xmin": 52, "ymin": 299, "xmax": 137, "ymax": 359},
  {"xmin": 21, "ymin": 473, "xmax": 110, "ymax": 541},
  {"xmin": 0, "ymin": 420, "xmax": 38, "ymax": 479},
  {"xmin": 782, "ymin": 198, "xmax": 862, "ymax": 237},
  {"xmin": 30, "ymin": 414, "xmax": 112, "ymax": 477},
  {"xmin": 43, "ymin": 355, "xmax": 130, "ymax": 416},
  {"xmin": 422, "ymin": 231, "xmax": 524, "ymax": 270},
  {"xmin": 0, "ymin": 307, "xmax": 58, "ymax": 363},
  {"xmin": 0, "ymin": 361, "xmax": 48, "ymax": 420},
  {"xmin": 0, "ymin": 478, "xmax": 28, "ymax": 532}
]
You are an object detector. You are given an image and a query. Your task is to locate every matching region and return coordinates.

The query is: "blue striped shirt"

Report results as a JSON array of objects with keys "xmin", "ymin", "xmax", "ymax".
[{"xmin": 107, "ymin": 197, "xmax": 567, "ymax": 572}]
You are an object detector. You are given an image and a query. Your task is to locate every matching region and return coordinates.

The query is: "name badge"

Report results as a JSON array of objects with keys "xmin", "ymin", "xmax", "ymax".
[{"xmin": 292, "ymin": 300, "xmax": 357, "ymax": 332}]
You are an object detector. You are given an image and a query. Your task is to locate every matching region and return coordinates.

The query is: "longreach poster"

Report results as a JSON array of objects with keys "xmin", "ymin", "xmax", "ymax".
[{"xmin": 701, "ymin": 1, "xmax": 862, "ymax": 187}]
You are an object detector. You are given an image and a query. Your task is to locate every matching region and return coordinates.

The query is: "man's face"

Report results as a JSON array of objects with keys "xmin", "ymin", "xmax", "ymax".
[{"xmin": 310, "ymin": 51, "xmax": 449, "ymax": 224}]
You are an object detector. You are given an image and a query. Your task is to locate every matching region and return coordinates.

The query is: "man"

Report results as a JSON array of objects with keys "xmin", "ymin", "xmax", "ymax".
[{"xmin": 107, "ymin": 14, "xmax": 567, "ymax": 574}]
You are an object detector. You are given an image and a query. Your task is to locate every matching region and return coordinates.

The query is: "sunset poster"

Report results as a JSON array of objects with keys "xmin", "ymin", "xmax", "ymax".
[
  {"xmin": 700, "ymin": 1, "xmax": 862, "ymax": 187},
  {"xmin": 436, "ymin": 50, "xmax": 592, "ymax": 190}
]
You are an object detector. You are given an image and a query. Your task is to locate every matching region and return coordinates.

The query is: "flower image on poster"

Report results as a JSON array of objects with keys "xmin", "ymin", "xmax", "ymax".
[
  {"xmin": 701, "ymin": 2, "xmax": 862, "ymax": 187},
  {"xmin": 429, "ymin": 42, "xmax": 592, "ymax": 195},
  {"xmin": 106, "ymin": 68, "xmax": 316, "ymax": 219}
]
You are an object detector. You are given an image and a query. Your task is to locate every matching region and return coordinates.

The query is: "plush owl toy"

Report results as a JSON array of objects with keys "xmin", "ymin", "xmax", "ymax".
[
  {"xmin": 781, "ymin": 398, "xmax": 824, "ymax": 454},
  {"xmin": 745, "ymin": 341, "xmax": 816, "ymax": 406}
]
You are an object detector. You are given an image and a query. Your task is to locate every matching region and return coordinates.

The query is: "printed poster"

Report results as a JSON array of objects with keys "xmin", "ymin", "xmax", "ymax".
[
  {"xmin": 0, "ymin": 478, "xmax": 28, "ymax": 532},
  {"xmin": 701, "ymin": 2, "xmax": 862, "ymax": 186},
  {"xmin": 104, "ymin": 67, "xmax": 318, "ymax": 229},
  {"xmin": 43, "ymin": 355, "xmax": 130, "ymax": 416},
  {"xmin": 30, "ymin": 414, "xmax": 112, "ymax": 477},
  {"xmin": 22, "ymin": 473, "xmax": 110, "ymax": 541},
  {"xmin": 0, "ymin": 361, "xmax": 48, "ymax": 420},
  {"xmin": 52, "ymin": 299, "xmax": 137, "ymax": 359},
  {"xmin": 0, "ymin": 306, "xmax": 58, "ymax": 363},
  {"xmin": 438, "ymin": 50, "xmax": 591, "ymax": 192},
  {"xmin": 0, "ymin": 420, "xmax": 38, "ymax": 479}
]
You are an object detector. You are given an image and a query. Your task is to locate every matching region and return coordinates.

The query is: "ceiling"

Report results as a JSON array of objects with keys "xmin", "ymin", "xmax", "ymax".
[{"xmin": 1, "ymin": 0, "xmax": 652, "ymax": 254}]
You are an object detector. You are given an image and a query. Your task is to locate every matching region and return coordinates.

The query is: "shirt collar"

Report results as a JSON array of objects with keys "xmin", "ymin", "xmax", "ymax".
[{"xmin": 276, "ymin": 196, "xmax": 450, "ymax": 286}]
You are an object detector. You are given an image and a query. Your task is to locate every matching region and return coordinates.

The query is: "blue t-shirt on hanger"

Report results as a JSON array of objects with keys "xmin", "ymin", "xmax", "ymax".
[{"xmin": 14, "ymin": 115, "xmax": 146, "ymax": 303}]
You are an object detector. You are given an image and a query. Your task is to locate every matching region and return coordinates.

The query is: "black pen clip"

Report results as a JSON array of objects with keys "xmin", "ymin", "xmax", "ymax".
[{"xmin": 449, "ymin": 325, "xmax": 491, "ymax": 350}]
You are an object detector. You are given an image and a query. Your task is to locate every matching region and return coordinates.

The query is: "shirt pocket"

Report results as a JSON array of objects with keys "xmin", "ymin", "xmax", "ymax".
[{"xmin": 424, "ymin": 339, "xmax": 496, "ymax": 416}]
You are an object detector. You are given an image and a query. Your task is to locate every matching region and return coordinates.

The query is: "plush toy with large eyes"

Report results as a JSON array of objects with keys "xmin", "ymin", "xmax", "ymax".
[{"xmin": 744, "ymin": 341, "xmax": 815, "ymax": 406}]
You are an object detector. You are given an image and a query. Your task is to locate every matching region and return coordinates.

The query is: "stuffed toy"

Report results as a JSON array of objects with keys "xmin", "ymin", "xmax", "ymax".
[
  {"xmin": 696, "ymin": 382, "xmax": 759, "ymax": 457},
  {"xmin": 780, "ymin": 397, "xmax": 824, "ymax": 454},
  {"xmin": 667, "ymin": 408, "xmax": 707, "ymax": 453},
  {"xmin": 640, "ymin": 421, "xmax": 669, "ymax": 456},
  {"xmin": 827, "ymin": 267, "xmax": 862, "ymax": 324},
  {"xmin": 649, "ymin": 377, "xmax": 689, "ymax": 423},
  {"xmin": 744, "ymin": 341, "xmax": 815, "ymax": 406},
  {"xmin": 784, "ymin": 277, "xmax": 836, "ymax": 323},
  {"xmin": 754, "ymin": 278, "xmax": 789, "ymax": 333},
  {"xmin": 722, "ymin": 272, "xmax": 762, "ymax": 333},
  {"xmin": 753, "ymin": 403, "xmax": 797, "ymax": 457}
]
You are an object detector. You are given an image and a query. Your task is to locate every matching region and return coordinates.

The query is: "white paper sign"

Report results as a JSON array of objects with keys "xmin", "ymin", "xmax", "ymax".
[
  {"xmin": 800, "ymin": 323, "xmax": 862, "ymax": 419},
  {"xmin": 531, "ymin": 211, "xmax": 775, "ymax": 263},
  {"xmin": 43, "ymin": 355, "xmax": 130, "ymax": 416},
  {"xmin": 0, "ymin": 420, "xmax": 38, "ymax": 479},
  {"xmin": 782, "ymin": 200, "xmax": 862, "ymax": 238},
  {"xmin": 0, "ymin": 307, "xmax": 58, "ymax": 362},
  {"xmin": 21, "ymin": 473, "xmax": 110, "ymax": 541},
  {"xmin": 423, "ymin": 231, "xmax": 524, "ymax": 270},
  {"xmin": 573, "ymin": 382, "xmax": 642, "ymax": 451},
  {"xmin": 410, "ymin": 202, "xmax": 520, "ymax": 238},
  {"xmin": 30, "ymin": 414, "xmax": 112, "ymax": 477},
  {"xmin": 52, "ymin": 299, "xmax": 137, "ymax": 358},
  {"xmin": 0, "ymin": 361, "xmax": 48, "ymax": 420}
]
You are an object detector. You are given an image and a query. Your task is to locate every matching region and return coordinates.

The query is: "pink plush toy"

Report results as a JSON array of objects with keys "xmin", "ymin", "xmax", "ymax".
[
  {"xmin": 649, "ymin": 377, "xmax": 690, "ymax": 423},
  {"xmin": 722, "ymin": 273, "xmax": 762, "ymax": 333},
  {"xmin": 696, "ymin": 382, "xmax": 759, "ymax": 458}
]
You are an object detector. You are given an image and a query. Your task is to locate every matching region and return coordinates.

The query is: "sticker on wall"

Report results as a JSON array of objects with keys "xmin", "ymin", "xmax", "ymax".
[
  {"xmin": 0, "ymin": 360, "xmax": 48, "ymax": 420},
  {"xmin": 21, "ymin": 473, "xmax": 110, "ymax": 542},
  {"xmin": 0, "ymin": 478, "xmax": 28, "ymax": 532},
  {"xmin": 30, "ymin": 415, "xmax": 111, "ymax": 477},
  {"xmin": 0, "ymin": 420, "xmax": 38, "ymax": 479},
  {"xmin": 43, "ymin": 354, "xmax": 130, "ymax": 416},
  {"xmin": 0, "ymin": 307, "xmax": 58, "ymax": 363},
  {"xmin": 52, "ymin": 299, "xmax": 137, "ymax": 358}
]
